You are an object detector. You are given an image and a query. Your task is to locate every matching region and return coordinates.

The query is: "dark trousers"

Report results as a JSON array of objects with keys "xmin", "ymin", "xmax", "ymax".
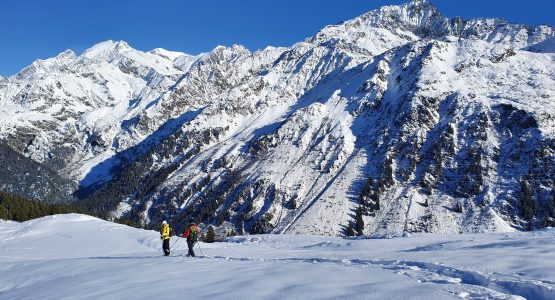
[
  {"xmin": 163, "ymin": 238, "xmax": 170, "ymax": 256},
  {"xmin": 187, "ymin": 240, "xmax": 195, "ymax": 257}
]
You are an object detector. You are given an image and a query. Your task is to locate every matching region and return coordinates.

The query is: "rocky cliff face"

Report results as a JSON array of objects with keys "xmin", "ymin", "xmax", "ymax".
[{"xmin": 1, "ymin": 0, "xmax": 554, "ymax": 235}]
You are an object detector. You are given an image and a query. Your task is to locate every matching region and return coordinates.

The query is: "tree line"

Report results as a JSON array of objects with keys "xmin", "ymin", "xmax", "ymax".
[{"xmin": 0, "ymin": 190, "xmax": 77, "ymax": 222}]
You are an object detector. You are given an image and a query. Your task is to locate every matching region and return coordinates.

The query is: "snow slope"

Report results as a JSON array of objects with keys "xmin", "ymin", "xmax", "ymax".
[{"xmin": 1, "ymin": 214, "xmax": 554, "ymax": 299}]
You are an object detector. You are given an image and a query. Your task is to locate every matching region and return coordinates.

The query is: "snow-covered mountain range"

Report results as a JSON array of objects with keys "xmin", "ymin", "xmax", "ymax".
[{"xmin": 1, "ymin": 0, "xmax": 554, "ymax": 235}]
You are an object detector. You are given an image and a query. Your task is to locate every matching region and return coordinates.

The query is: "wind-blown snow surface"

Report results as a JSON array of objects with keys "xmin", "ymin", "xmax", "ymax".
[{"xmin": 1, "ymin": 215, "xmax": 554, "ymax": 299}]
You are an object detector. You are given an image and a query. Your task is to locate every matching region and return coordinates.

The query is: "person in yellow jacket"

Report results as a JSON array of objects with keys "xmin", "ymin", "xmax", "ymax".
[{"xmin": 160, "ymin": 220, "xmax": 173, "ymax": 256}]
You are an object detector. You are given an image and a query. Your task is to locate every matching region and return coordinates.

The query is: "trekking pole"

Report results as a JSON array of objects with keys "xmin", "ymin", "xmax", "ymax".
[
  {"xmin": 171, "ymin": 236, "xmax": 181, "ymax": 249},
  {"xmin": 196, "ymin": 241, "xmax": 204, "ymax": 256}
]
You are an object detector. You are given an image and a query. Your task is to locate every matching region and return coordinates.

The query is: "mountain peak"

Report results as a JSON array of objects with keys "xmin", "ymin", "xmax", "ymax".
[
  {"xmin": 200, "ymin": 44, "xmax": 251, "ymax": 63},
  {"xmin": 149, "ymin": 48, "xmax": 187, "ymax": 61},
  {"xmin": 409, "ymin": 0, "xmax": 431, "ymax": 6},
  {"xmin": 364, "ymin": 0, "xmax": 442, "ymax": 29},
  {"xmin": 13, "ymin": 48, "xmax": 77, "ymax": 79},
  {"xmin": 81, "ymin": 40, "xmax": 132, "ymax": 60},
  {"xmin": 310, "ymin": 0, "xmax": 554, "ymax": 55},
  {"xmin": 57, "ymin": 49, "xmax": 77, "ymax": 59}
]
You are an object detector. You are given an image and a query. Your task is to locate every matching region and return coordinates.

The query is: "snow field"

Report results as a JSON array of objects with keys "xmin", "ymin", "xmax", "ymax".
[{"xmin": 1, "ymin": 214, "xmax": 554, "ymax": 299}]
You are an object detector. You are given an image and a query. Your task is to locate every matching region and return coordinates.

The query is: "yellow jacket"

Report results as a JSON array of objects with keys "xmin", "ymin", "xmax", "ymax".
[{"xmin": 160, "ymin": 224, "xmax": 172, "ymax": 240}]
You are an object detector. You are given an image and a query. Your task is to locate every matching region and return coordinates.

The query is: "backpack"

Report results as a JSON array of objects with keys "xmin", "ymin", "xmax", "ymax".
[{"xmin": 189, "ymin": 225, "xmax": 199, "ymax": 241}]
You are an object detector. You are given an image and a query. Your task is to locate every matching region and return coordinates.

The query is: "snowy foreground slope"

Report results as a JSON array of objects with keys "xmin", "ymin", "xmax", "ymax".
[{"xmin": 1, "ymin": 215, "xmax": 554, "ymax": 299}]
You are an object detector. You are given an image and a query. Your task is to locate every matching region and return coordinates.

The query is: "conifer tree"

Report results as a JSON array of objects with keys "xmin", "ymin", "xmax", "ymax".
[
  {"xmin": 205, "ymin": 225, "xmax": 216, "ymax": 243},
  {"xmin": 355, "ymin": 205, "xmax": 364, "ymax": 236}
]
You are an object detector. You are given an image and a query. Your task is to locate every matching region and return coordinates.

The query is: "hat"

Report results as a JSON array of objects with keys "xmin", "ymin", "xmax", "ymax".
[{"xmin": 162, "ymin": 220, "xmax": 167, "ymax": 225}]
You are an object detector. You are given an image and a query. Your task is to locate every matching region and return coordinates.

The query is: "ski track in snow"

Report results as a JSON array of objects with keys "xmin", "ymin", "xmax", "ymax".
[{"xmin": 183, "ymin": 255, "xmax": 553, "ymax": 300}]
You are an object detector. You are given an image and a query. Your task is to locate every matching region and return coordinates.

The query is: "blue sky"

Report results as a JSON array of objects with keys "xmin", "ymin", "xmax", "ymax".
[{"xmin": 1, "ymin": 0, "xmax": 554, "ymax": 76}]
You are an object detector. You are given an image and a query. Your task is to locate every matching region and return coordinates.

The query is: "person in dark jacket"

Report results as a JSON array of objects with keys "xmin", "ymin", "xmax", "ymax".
[
  {"xmin": 180, "ymin": 218, "xmax": 200, "ymax": 257},
  {"xmin": 160, "ymin": 220, "xmax": 172, "ymax": 256}
]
